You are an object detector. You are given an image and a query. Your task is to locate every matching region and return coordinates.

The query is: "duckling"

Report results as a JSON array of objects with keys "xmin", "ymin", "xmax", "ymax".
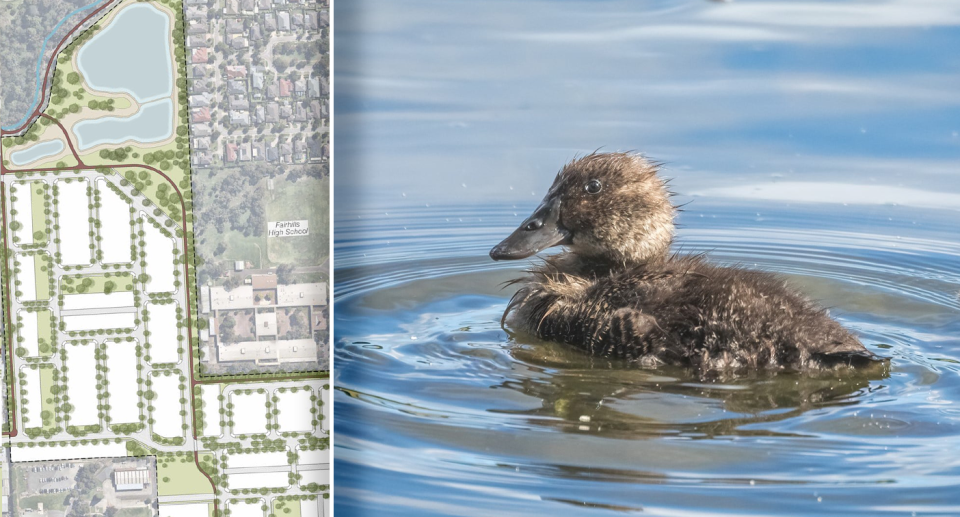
[{"xmin": 490, "ymin": 152, "xmax": 882, "ymax": 372}]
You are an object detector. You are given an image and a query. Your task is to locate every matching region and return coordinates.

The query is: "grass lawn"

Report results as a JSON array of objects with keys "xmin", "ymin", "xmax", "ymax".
[
  {"xmin": 33, "ymin": 253, "xmax": 51, "ymax": 300},
  {"xmin": 30, "ymin": 182, "xmax": 48, "ymax": 244},
  {"xmin": 115, "ymin": 508, "xmax": 154, "ymax": 517},
  {"xmin": 37, "ymin": 309, "xmax": 53, "ymax": 357},
  {"xmin": 209, "ymin": 229, "xmax": 265, "ymax": 268},
  {"xmin": 157, "ymin": 453, "xmax": 215, "ymax": 496},
  {"xmin": 61, "ymin": 272, "xmax": 134, "ymax": 295},
  {"xmin": 38, "ymin": 364, "xmax": 58, "ymax": 430},
  {"xmin": 266, "ymin": 176, "xmax": 329, "ymax": 267},
  {"xmin": 19, "ymin": 492, "xmax": 69, "ymax": 511},
  {"xmin": 273, "ymin": 498, "xmax": 303, "ymax": 517}
]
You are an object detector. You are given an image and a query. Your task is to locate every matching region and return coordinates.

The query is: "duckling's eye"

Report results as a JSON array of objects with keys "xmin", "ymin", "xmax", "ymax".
[{"xmin": 585, "ymin": 179, "xmax": 602, "ymax": 195}]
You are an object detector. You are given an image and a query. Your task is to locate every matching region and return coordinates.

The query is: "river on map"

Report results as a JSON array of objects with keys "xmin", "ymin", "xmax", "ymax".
[{"xmin": 333, "ymin": 0, "xmax": 960, "ymax": 515}]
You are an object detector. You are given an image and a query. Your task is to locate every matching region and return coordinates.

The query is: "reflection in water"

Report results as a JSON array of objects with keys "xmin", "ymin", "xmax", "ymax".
[{"xmin": 504, "ymin": 339, "xmax": 891, "ymax": 440}]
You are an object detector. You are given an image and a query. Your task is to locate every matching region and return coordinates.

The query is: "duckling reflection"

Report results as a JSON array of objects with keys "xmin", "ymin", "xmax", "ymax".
[
  {"xmin": 497, "ymin": 336, "xmax": 890, "ymax": 440},
  {"xmin": 492, "ymin": 152, "xmax": 885, "ymax": 373}
]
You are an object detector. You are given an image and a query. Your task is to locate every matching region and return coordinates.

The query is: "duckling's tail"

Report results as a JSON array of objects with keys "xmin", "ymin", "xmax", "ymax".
[{"xmin": 814, "ymin": 349, "xmax": 888, "ymax": 369}]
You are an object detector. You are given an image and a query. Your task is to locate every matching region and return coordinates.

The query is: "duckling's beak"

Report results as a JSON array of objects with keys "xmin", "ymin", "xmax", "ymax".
[{"xmin": 490, "ymin": 195, "xmax": 571, "ymax": 260}]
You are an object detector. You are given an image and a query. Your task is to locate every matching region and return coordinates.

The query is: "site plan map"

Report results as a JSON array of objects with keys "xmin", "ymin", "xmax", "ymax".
[{"xmin": 0, "ymin": 0, "xmax": 331, "ymax": 515}]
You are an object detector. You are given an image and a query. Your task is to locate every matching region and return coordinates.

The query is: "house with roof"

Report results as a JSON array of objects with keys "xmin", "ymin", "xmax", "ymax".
[
  {"xmin": 280, "ymin": 141, "xmax": 293, "ymax": 163},
  {"xmin": 294, "ymin": 140, "xmax": 307, "ymax": 162},
  {"xmin": 192, "ymin": 47, "xmax": 209, "ymax": 64},
  {"xmin": 226, "ymin": 65, "xmax": 248, "ymax": 78},
  {"xmin": 187, "ymin": 20, "xmax": 209, "ymax": 34},
  {"xmin": 264, "ymin": 13, "xmax": 277, "ymax": 31},
  {"xmin": 192, "ymin": 150, "xmax": 213, "ymax": 167},
  {"xmin": 308, "ymin": 135, "xmax": 322, "ymax": 160},
  {"xmin": 227, "ymin": 18, "xmax": 244, "ymax": 33},
  {"xmin": 227, "ymin": 18, "xmax": 243, "ymax": 34},
  {"xmin": 280, "ymin": 103, "xmax": 293, "ymax": 120},
  {"xmin": 295, "ymin": 78, "xmax": 306, "ymax": 97},
  {"xmin": 191, "ymin": 107, "xmax": 211, "ymax": 123},
  {"xmin": 225, "ymin": 142, "xmax": 239, "ymax": 162},
  {"xmin": 308, "ymin": 77, "xmax": 320, "ymax": 98},
  {"xmin": 253, "ymin": 140, "xmax": 266, "ymax": 160},
  {"xmin": 267, "ymin": 82, "xmax": 279, "ymax": 99},
  {"xmin": 192, "ymin": 123, "xmax": 212, "ymax": 137},
  {"xmin": 266, "ymin": 144, "xmax": 279, "ymax": 162},
  {"xmin": 249, "ymin": 23, "xmax": 263, "ymax": 41},
  {"xmin": 229, "ymin": 110, "xmax": 251, "ymax": 125},
  {"xmin": 266, "ymin": 102, "xmax": 280, "ymax": 123},
  {"xmin": 278, "ymin": 12, "xmax": 291, "ymax": 31},
  {"xmin": 229, "ymin": 96, "xmax": 250, "ymax": 110},
  {"xmin": 307, "ymin": 11, "xmax": 318, "ymax": 30},
  {"xmin": 279, "ymin": 79, "xmax": 293, "ymax": 97},
  {"xmin": 294, "ymin": 102, "xmax": 307, "ymax": 122},
  {"xmin": 192, "ymin": 79, "xmax": 211, "ymax": 93},
  {"xmin": 190, "ymin": 92, "xmax": 212, "ymax": 107},
  {"xmin": 229, "ymin": 35, "xmax": 249, "ymax": 49},
  {"xmin": 228, "ymin": 79, "xmax": 246, "ymax": 94}
]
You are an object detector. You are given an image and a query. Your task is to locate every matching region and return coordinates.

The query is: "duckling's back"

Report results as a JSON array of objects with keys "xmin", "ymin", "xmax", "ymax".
[{"xmin": 507, "ymin": 255, "xmax": 881, "ymax": 372}]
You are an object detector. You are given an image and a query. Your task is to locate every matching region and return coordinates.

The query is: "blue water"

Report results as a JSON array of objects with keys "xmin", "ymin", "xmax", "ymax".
[
  {"xmin": 334, "ymin": 1, "xmax": 960, "ymax": 515},
  {"xmin": 72, "ymin": 98, "xmax": 173, "ymax": 150},
  {"xmin": 75, "ymin": 3, "xmax": 172, "ymax": 103},
  {"xmin": 9, "ymin": 139, "xmax": 66, "ymax": 165},
  {"xmin": 0, "ymin": 0, "xmax": 105, "ymax": 131}
]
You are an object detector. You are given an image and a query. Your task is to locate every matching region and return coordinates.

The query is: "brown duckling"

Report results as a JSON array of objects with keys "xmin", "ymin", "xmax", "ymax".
[{"xmin": 490, "ymin": 152, "xmax": 882, "ymax": 372}]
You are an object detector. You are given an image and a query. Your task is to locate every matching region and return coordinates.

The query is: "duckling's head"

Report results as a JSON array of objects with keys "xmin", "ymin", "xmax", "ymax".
[{"xmin": 490, "ymin": 152, "xmax": 674, "ymax": 266}]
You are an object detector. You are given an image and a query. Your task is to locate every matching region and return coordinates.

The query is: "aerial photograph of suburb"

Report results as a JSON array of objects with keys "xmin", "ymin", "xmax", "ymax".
[{"xmin": 0, "ymin": 0, "xmax": 330, "ymax": 515}]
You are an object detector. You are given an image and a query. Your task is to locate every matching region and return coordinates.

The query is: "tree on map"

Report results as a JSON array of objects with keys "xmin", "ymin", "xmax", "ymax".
[
  {"xmin": 276, "ymin": 263, "xmax": 295, "ymax": 285},
  {"xmin": 219, "ymin": 314, "xmax": 236, "ymax": 343}
]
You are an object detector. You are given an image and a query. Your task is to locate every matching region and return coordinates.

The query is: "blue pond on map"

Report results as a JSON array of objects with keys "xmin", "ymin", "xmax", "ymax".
[
  {"xmin": 76, "ymin": 2, "xmax": 172, "ymax": 102},
  {"xmin": 9, "ymin": 139, "xmax": 65, "ymax": 165},
  {"xmin": 73, "ymin": 98, "xmax": 174, "ymax": 150}
]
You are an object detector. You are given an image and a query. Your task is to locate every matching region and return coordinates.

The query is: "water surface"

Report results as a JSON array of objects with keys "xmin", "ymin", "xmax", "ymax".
[
  {"xmin": 10, "ymin": 139, "xmax": 65, "ymax": 165},
  {"xmin": 334, "ymin": 0, "xmax": 960, "ymax": 515},
  {"xmin": 75, "ymin": 3, "xmax": 172, "ymax": 102},
  {"xmin": 72, "ymin": 98, "xmax": 173, "ymax": 150}
]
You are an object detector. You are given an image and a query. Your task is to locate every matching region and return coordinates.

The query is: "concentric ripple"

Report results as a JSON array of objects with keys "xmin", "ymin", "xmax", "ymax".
[{"xmin": 335, "ymin": 200, "xmax": 960, "ymax": 517}]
